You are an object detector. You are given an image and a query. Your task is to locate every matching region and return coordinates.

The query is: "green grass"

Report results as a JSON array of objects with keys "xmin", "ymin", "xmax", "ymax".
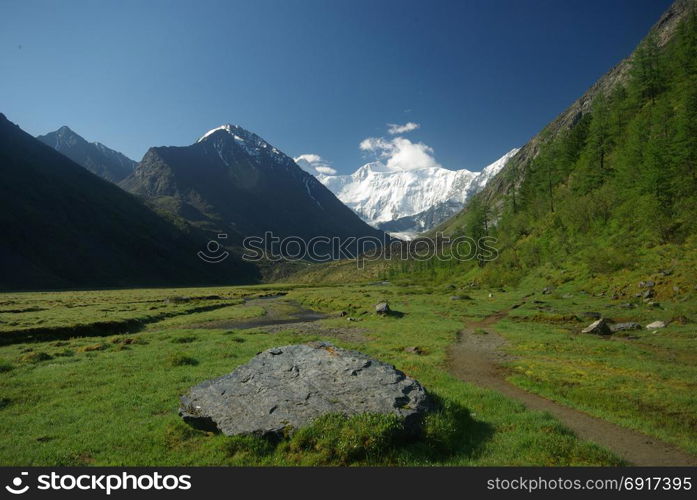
[
  {"xmin": 490, "ymin": 285, "xmax": 697, "ymax": 455},
  {"xmin": 5, "ymin": 280, "xmax": 694, "ymax": 465},
  {"xmin": 0, "ymin": 283, "xmax": 627, "ymax": 466}
]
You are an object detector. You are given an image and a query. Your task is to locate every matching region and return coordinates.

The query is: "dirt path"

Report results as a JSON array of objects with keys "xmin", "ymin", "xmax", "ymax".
[{"xmin": 447, "ymin": 310, "xmax": 697, "ymax": 466}]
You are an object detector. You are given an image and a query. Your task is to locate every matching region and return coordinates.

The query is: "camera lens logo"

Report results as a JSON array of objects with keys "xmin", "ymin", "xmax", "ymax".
[
  {"xmin": 5, "ymin": 472, "xmax": 29, "ymax": 495},
  {"xmin": 197, "ymin": 233, "xmax": 229, "ymax": 263}
]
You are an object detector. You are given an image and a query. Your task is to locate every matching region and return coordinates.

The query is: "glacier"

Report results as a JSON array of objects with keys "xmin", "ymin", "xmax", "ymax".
[{"xmin": 316, "ymin": 148, "xmax": 519, "ymax": 239}]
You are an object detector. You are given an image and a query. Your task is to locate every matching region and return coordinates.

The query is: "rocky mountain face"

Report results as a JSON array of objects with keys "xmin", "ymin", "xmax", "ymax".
[
  {"xmin": 0, "ymin": 114, "xmax": 255, "ymax": 290},
  {"xmin": 317, "ymin": 149, "xmax": 518, "ymax": 238},
  {"xmin": 120, "ymin": 124, "xmax": 386, "ymax": 248},
  {"xmin": 441, "ymin": 0, "xmax": 693, "ymax": 230},
  {"xmin": 37, "ymin": 126, "xmax": 136, "ymax": 183}
]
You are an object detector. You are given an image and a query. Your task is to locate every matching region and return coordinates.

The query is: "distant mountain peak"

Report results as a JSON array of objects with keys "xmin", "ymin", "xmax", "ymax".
[
  {"xmin": 197, "ymin": 124, "xmax": 245, "ymax": 142},
  {"xmin": 317, "ymin": 148, "xmax": 519, "ymax": 237},
  {"xmin": 196, "ymin": 123, "xmax": 283, "ymax": 159},
  {"xmin": 122, "ymin": 123, "xmax": 386, "ymax": 244},
  {"xmin": 37, "ymin": 126, "xmax": 136, "ymax": 183}
]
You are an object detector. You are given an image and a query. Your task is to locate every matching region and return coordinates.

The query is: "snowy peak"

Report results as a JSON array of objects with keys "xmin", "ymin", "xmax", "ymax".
[
  {"xmin": 197, "ymin": 124, "xmax": 246, "ymax": 143},
  {"xmin": 196, "ymin": 124, "xmax": 285, "ymax": 161},
  {"xmin": 316, "ymin": 148, "xmax": 519, "ymax": 237}
]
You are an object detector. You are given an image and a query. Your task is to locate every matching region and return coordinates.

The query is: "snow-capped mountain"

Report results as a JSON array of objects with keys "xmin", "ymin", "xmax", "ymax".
[
  {"xmin": 120, "ymin": 124, "xmax": 385, "ymax": 247},
  {"xmin": 316, "ymin": 148, "xmax": 519, "ymax": 238}
]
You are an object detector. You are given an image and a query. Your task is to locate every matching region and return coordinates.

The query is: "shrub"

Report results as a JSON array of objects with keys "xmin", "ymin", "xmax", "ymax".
[
  {"xmin": 19, "ymin": 352, "xmax": 53, "ymax": 363},
  {"xmin": 167, "ymin": 352, "xmax": 198, "ymax": 366},
  {"xmin": 171, "ymin": 336, "xmax": 197, "ymax": 344},
  {"xmin": 77, "ymin": 343, "xmax": 109, "ymax": 353}
]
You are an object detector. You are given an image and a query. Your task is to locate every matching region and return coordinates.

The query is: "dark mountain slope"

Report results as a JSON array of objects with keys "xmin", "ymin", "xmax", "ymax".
[
  {"xmin": 0, "ymin": 114, "xmax": 256, "ymax": 290},
  {"xmin": 37, "ymin": 126, "xmax": 136, "ymax": 183},
  {"xmin": 120, "ymin": 125, "xmax": 387, "ymax": 250}
]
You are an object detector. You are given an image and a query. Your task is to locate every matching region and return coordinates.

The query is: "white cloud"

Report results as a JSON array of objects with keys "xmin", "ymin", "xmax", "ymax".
[
  {"xmin": 294, "ymin": 153, "xmax": 337, "ymax": 176},
  {"xmin": 359, "ymin": 135, "xmax": 441, "ymax": 171},
  {"xmin": 387, "ymin": 122, "xmax": 419, "ymax": 135}
]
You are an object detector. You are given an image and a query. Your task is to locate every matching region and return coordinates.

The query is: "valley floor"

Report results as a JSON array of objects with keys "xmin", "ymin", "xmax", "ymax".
[{"xmin": 0, "ymin": 282, "xmax": 695, "ymax": 466}]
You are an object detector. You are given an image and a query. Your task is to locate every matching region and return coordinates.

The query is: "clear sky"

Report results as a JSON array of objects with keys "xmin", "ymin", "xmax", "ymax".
[{"xmin": 1, "ymin": 0, "xmax": 673, "ymax": 175}]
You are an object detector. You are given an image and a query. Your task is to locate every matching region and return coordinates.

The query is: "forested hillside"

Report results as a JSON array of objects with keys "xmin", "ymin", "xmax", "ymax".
[{"xmin": 408, "ymin": 4, "xmax": 697, "ymax": 288}]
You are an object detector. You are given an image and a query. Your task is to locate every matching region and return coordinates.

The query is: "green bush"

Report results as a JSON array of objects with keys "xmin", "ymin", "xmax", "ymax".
[
  {"xmin": 167, "ymin": 352, "xmax": 198, "ymax": 366},
  {"xmin": 171, "ymin": 335, "xmax": 197, "ymax": 344},
  {"xmin": 19, "ymin": 352, "xmax": 53, "ymax": 363}
]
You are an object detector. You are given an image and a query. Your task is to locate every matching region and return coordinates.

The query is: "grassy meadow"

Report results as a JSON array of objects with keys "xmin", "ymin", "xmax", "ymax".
[{"xmin": 0, "ymin": 280, "xmax": 694, "ymax": 465}]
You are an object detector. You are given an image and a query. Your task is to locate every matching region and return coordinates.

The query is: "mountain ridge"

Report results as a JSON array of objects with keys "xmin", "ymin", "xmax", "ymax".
[
  {"xmin": 120, "ymin": 124, "xmax": 387, "ymax": 249},
  {"xmin": 0, "ymin": 113, "xmax": 256, "ymax": 290},
  {"xmin": 37, "ymin": 126, "xmax": 136, "ymax": 183}
]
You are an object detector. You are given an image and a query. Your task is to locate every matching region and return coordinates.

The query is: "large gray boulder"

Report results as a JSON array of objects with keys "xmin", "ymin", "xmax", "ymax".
[{"xmin": 179, "ymin": 342, "xmax": 432, "ymax": 436}]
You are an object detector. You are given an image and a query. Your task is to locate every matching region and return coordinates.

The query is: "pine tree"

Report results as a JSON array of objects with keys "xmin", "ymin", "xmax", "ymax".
[
  {"xmin": 630, "ymin": 33, "xmax": 666, "ymax": 104},
  {"xmin": 674, "ymin": 80, "xmax": 697, "ymax": 191}
]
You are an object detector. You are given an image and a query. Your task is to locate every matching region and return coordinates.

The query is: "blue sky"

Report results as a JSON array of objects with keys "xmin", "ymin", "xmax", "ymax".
[{"xmin": 1, "ymin": 0, "xmax": 673, "ymax": 174}]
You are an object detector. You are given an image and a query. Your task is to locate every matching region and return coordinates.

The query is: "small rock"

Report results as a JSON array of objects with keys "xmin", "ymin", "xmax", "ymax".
[
  {"xmin": 339, "ymin": 311, "xmax": 348, "ymax": 317},
  {"xmin": 488, "ymin": 293, "xmax": 494, "ymax": 298},
  {"xmin": 609, "ymin": 322, "xmax": 642, "ymax": 333},
  {"xmin": 642, "ymin": 289, "xmax": 655, "ymax": 299},
  {"xmin": 646, "ymin": 321, "xmax": 667, "ymax": 330},
  {"xmin": 620, "ymin": 303, "xmax": 636, "ymax": 309},
  {"xmin": 639, "ymin": 280, "xmax": 656, "ymax": 288},
  {"xmin": 582, "ymin": 318, "xmax": 612, "ymax": 335},
  {"xmin": 375, "ymin": 302, "xmax": 391, "ymax": 315},
  {"xmin": 542, "ymin": 286, "xmax": 554, "ymax": 295},
  {"xmin": 562, "ymin": 293, "xmax": 574, "ymax": 299},
  {"xmin": 658, "ymin": 269, "xmax": 672, "ymax": 277}
]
